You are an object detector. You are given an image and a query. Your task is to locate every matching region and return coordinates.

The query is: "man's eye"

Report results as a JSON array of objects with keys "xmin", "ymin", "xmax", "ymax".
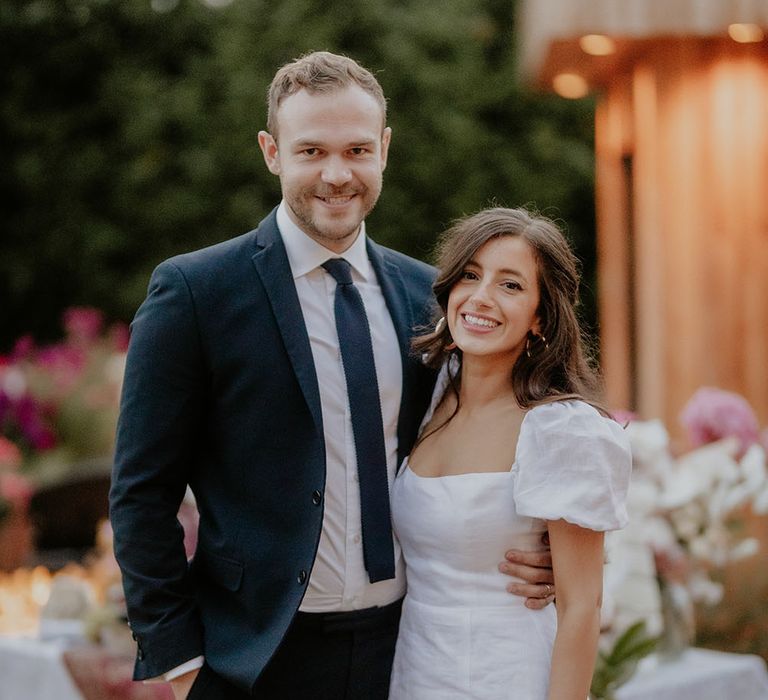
[
  {"xmin": 303, "ymin": 148, "xmax": 318, "ymax": 156},
  {"xmin": 350, "ymin": 147, "xmax": 367, "ymax": 155}
]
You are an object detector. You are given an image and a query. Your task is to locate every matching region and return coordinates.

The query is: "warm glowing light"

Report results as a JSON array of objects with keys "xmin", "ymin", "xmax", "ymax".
[
  {"xmin": 728, "ymin": 24, "xmax": 765, "ymax": 43},
  {"xmin": 0, "ymin": 568, "xmax": 48, "ymax": 636},
  {"xmin": 579, "ymin": 34, "xmax": 616, "ymax": 56},
  {"xmin": 0, "ymin": 565, "xmax": 98, "ymax": 637},
  {"xmin": 552, "ymin": 73, "xmax": 589, "ymax": 99},
  {"xmin": 30, "ymin": 566, "xmax": 52, "ymax": 607}
]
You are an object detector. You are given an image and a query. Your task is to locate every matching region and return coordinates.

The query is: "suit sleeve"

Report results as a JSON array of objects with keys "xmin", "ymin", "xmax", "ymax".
[{"xmin": 109, "ymin": 260, "xmax": 207, "ymax": 679}]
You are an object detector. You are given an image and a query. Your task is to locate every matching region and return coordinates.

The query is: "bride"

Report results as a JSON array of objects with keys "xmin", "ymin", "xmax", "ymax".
[{"xmin": 388, "ymin": 207, "xmax": 631, "ymax": 700}]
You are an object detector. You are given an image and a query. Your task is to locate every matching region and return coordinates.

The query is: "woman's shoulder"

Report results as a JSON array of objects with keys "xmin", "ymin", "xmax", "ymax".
[
  {"xmin": 520, "ymin": 398, "xmax": 631, "ymax": 462},
  {"xmin": 525, "ymin": 398, "xmax": 622, "ymax": 433},
  {"xmin": 515, "ymin": 399, "xmax": 632, "ymax": 531}
]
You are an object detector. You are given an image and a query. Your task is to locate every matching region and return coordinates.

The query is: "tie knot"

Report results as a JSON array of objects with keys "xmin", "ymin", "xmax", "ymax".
[{"xmin": 322, "ymin": 258, "xmax": 354, "ymax": 286}]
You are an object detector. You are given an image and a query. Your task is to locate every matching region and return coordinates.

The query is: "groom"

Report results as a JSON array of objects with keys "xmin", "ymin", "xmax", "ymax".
[{"xmin": 109, "ymin": 51, "xmax": 554, "ymax": 700}]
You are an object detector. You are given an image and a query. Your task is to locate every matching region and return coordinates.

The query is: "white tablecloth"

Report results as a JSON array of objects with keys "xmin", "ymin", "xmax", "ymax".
[
  {"xmin": 0, "ymin": 637, "xmax": 83, "ymax": 700},
  {"xmin": 1, "ymin": 637, "xmax": 767, "ymax": 699},
  {"xmin": 617, "ymin": 647, "xmax": 768, "ymax": 700}
]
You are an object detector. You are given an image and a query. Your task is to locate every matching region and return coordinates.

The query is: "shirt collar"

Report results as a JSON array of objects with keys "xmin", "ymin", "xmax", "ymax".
[{"xmin": 277, "ymin": 201, "xmax": 372, "ymax": 281}]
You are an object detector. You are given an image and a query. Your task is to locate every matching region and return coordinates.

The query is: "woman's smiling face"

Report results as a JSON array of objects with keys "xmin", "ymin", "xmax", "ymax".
[{"xmin": 447, "ymin": 235, "xmax": 541, "ymax": 369}]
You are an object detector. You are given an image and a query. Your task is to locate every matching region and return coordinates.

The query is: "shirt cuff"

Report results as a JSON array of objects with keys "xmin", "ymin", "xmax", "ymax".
[{"xmin": 143, "ymin": 656, "xmax": 205, "ymax": 683}]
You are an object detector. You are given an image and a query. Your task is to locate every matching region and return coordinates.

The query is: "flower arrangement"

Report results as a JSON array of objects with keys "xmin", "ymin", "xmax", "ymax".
[
  {"xmin": 0, "ymin": 307, "xmax": 128, "ymax": 492},
  {"xmin": 622, "ymin": 387, "xmax": 768, "ymax": 605}
]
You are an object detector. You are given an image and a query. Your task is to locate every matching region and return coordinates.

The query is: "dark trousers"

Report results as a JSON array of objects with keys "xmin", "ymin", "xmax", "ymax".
[{"xmin": 188, "ymin": 598, "xmax": 402, "ymax": 699}]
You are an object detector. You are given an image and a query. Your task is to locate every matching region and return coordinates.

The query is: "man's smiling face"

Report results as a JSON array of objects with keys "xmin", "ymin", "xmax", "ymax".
[{"xmin": 258, "ymin": 84, "xmax": 391, "ymax": 253}]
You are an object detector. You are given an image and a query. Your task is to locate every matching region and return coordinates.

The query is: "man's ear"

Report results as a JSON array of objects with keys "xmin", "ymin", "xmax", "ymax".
[
  {"xmin": 258, "ymin": 131, "xmax": 280, "ymax": 175},
  {"xmin": 380, "ymin": 126, "xmax": 392, "ymax": 171}
]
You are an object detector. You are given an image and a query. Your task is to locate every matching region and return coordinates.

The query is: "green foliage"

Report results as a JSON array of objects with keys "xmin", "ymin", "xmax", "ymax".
[
  {"xmin": 1, "ymin": 0, "xmax": 597, "ymax": 350},
  {"xmin": 590, "ymin": 620, "xmax": 660, "ymax": 700}
]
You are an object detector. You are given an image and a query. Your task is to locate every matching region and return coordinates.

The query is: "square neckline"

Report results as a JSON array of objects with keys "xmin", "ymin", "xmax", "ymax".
[{"xmin": 402, "ymin": 405, "xmax": 538, "ymax": 479}]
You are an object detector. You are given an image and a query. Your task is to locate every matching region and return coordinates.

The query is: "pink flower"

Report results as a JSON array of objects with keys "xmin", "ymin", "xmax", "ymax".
[
  {"xmin": 63, "ymin": 307, "xmax": 104, "ymax": 344},
  {"xmin": 11, "ymin": 335, "xmax": 35, "ymax": 361},
  {"xmin": 15, "ymin": 395, "xmax": 58, "ymax": 450},
  {"xmin": 36, "ymin": 343, "xmax": 86, "ymax": 372},
  {"xmin": 0, "ymin": 471, "xmax": 34, "ymax": 508},
  {"xmin": 679, "ymin": 387, "xmax": 760, "ymax": 456},
  {"xmin": 0, "ymin": 437, "xmax": 22, "ymax": 470}
]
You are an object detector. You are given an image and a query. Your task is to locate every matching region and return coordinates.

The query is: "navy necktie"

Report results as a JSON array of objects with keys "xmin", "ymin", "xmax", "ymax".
[{"xmin": 322, "ymin": 258, "xmax": 395, "ymax": 583}]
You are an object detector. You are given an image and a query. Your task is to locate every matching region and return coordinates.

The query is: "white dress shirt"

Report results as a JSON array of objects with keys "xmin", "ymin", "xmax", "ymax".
[
  {"xmin": 159, "ymin": 202, "xmax": 406, "ymax": 681},
  {"xmin": 277, "ymin": 201, "xmax": 406, "ymax": 612}
]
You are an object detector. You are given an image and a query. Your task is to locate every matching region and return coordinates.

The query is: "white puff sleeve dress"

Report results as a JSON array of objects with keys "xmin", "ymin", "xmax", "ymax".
[{"xmin": 388, "ymin": 384, "xmax": 631, "ymax": 700}]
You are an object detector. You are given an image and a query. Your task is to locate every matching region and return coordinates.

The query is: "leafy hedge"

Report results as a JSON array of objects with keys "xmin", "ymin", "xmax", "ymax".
[{"xmin": 0, "ymin": 0, "xmax": 597, "ymax": 350}]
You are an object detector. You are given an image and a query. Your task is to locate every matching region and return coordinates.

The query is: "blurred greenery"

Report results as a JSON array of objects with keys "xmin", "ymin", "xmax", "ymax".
[{"xmin": 0, "ymin": 0, "xmax": 597, "ymax": 351}]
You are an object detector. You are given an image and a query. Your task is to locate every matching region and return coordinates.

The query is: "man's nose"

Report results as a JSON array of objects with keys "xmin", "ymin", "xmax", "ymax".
[{"xmin": 321, "ymin": 157, "xmax": 352, "ymax": 186}]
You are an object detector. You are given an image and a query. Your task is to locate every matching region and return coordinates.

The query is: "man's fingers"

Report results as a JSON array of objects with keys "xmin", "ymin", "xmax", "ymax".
[
  {"xmin": 505, "ymin": 580, "xmax": 555, "ymax": 598},
  {"xmin": 504, "ymin": 549, "xmax": 552, "ymax": 568},
  {"xmin": 524, "ymin": 594, "xmax": 556, "ymax": 610},
  {"xmin": 498, "ymin": 561, "xmax": 555, "ymax": 585}
]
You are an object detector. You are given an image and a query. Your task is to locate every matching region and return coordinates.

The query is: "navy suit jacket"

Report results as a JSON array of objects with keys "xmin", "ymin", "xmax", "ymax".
[{"xmin": 109, "ymin": 208, "xmax": 438, "ymax": 692}]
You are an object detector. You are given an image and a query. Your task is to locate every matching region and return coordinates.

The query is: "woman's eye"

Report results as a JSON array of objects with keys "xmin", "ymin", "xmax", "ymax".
[
  {"xmin": 460, "ymin": 270, "xmax": 478, "ymax": 280},
  {"xmin": 504, "ymin": 281, "xmax": 522, "ymax": 291}
]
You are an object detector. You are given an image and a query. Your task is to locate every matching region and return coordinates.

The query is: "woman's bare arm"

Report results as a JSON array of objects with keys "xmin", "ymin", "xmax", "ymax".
[{"xmin": 546, "ymin": 519, "xmax": 605, "ymax": 700}]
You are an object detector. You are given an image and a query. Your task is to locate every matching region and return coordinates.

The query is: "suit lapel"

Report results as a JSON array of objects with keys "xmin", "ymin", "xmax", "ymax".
[
  {"xmin": 250, "ymin": 211, "xmax": 323, "ymax": 437},
  {"xmin": 367, "ymin": 240, "xmax": 418, "ymax": 467}
]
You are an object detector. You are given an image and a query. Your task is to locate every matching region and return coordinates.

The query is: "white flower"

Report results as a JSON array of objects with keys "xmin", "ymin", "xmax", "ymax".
[
  {"xmin": 753, "ymin": 486, "xmax": 768, "ymax": 515},
  {"xmin": 625, "ymin": 419, "xmax": 670, "ymax": 466},
  {"xmin": 688, "ymin": 571, "xmax": 724, "ymax": 605},
  {"xmin": 719, "ymin": 483, "xmax": 755, "ymax": 515},
  {"xmin": 739, "ymin": 444, "xmax": 767, "ymax": 494},
  {"xmin": 658, "ymin": 467, "xmax": 707, "ymax": 509},
  {"xmin": 1, "ymin": 366, "xmax": 27, "ymax": 399},
  {"xmin": 640, "ymin": 516, "xmax": 677, "ymax": 550},
  {"xmin": 728, "ymin": 537, "xmax": 760, "ymax": 561},
  {"xmin": 625, "ymin": 477, "xmax": 659, "ymax": 518},
  {"xmin": 676, "ymin": 438, "xmax": 740, "ymax": 484}
]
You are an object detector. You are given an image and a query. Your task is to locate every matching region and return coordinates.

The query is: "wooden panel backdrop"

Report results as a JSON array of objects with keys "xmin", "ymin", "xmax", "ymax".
[{"xmin": 596, "ymin": 38, "xmax": 768, "ymax": 432}]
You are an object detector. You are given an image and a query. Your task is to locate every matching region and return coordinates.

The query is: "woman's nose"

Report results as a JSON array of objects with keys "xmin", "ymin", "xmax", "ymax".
[{"xmin": 468, "ymin": 281, "xmax": 493, "ymax": 306}]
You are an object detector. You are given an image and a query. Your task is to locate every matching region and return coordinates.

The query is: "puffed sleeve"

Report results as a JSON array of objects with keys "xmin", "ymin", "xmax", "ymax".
[{"xmin": 513, "ymin": 400, "xmax": 632, "ymax": 531}]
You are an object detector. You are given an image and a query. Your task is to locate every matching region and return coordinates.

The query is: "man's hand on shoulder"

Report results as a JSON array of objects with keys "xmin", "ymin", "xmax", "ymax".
[{"xmin": 498, "ymin": 533, "xmax": 555, "ymax": 610}]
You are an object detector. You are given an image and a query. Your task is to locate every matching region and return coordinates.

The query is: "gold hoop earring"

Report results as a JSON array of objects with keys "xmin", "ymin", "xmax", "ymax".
[
  {"xmin": 435, "ymin": 316, "xmax": 457, "ymax": 351},
  {"xmin": 526, "ymin": 333, "xmax": 548, "ymax": 358}
]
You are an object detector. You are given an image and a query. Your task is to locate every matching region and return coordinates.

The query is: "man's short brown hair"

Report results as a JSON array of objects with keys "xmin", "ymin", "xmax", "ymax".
[{"xmin": 267, "ymin": 51, "xmax": 387, "ymax": 137}]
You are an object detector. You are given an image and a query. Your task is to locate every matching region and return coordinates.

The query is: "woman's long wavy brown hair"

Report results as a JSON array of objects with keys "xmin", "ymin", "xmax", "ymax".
[{"xmin": 414, "ymin": 207, "xmax": 604, "ymax": 416}]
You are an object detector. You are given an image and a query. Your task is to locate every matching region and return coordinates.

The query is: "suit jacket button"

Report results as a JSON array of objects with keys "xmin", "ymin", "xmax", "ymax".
[
  {"xmin": 297, "ymin": 569, "xmax": 307, "ymax": 584},
  {"xmin": 312, "ymin": 490, "xmax": 322, "ymax": 506},
  {"xmin": 137, "ymin": 648, "xmax": 145, "ymax": 661}
]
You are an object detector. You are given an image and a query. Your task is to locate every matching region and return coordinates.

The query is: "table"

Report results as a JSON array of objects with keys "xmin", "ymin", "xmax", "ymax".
[
  {"xmin": 2, "ymin": 637, "xmax": 767, "ymax": 699},
  {"xmin": 0, "ymin": 637, "xmax": 82, "ymax": 700},
  {"xmin": 0, "ymin": 637, "xmax": 172, "ymax": 700},
  {"xmin": 616, "ymin": 647, "xmax": 768, "ymax": 699}
]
